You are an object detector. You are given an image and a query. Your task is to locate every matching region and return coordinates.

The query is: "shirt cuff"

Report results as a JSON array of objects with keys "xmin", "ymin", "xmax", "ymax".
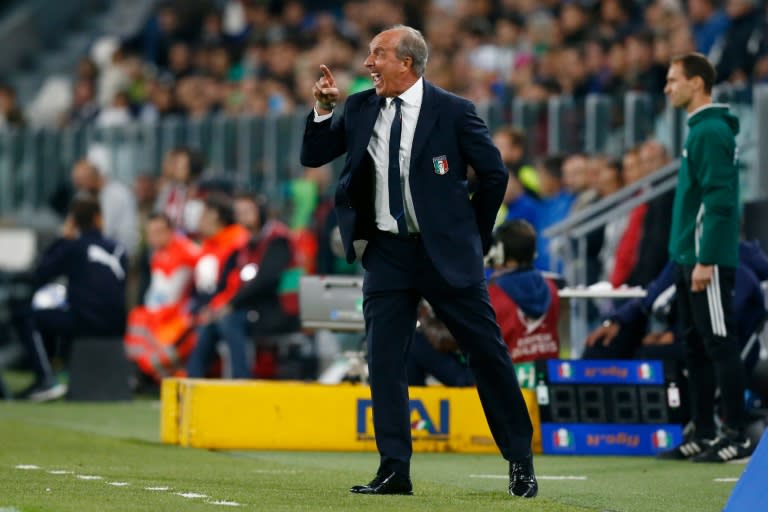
[{"xmin": 313, "ymin": 108, "xmax": 333, "ymax": 122}]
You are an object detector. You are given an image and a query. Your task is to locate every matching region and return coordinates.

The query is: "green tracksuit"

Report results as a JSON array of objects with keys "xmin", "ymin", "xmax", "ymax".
[{"xmin": 668, "ymin": 104, "xmax": 740, "ymax": 268}]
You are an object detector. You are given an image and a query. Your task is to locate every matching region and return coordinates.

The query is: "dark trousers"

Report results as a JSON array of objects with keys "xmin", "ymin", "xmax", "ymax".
[
  {"xmin": 676, "ymin": 264, "xmax": 745, "ymax": 438},
  {"xmin": 186, "ymin": 309, "xmax": 252, "ymax": 379},
  {"xmin": 12, "ymin": 306, "xmax": 76, "ymax": 384},
  {"xmin": 362, "ymin": 232, "xmax": 533, "ymax": 477}
]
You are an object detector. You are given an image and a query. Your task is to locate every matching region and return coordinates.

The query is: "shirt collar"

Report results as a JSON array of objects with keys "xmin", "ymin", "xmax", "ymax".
[
  {"xmin": 687, "ymin": 102, "xmax": 729, "ymax": 120},
  {"xmin": 385, "ymin": 77, "xmax": 423, "ymax": 109}
]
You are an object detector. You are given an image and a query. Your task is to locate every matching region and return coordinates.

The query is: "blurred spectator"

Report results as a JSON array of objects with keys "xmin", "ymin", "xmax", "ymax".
[
  {"xmin": 624, "ymin": 29, "xmax": 667, "ymax": 96},
  {"xmin": 186, "ymin": 194, "xmax": 249, "ymax": 378},
  {"xmin": 130, "ymin": 1, "xmax": 183, "ymax": 69},
  {"xmin": 408, "ymin": 219, "xmax": 560, "ymax": 386},
  {"xmin": 61, "ymin": 78, "xmax": 99, "ymax": 127},
  {"xmin": 626, "ymin": 139, "xmax": 674, "ymax": 287},
  {"xmin": 711, "ymin": 0, "xmax": 763, "ymax": 84},
  {"xmin": 0, "ymin": 83, "xmax": 25, "ymax": 130},
  {"xmin": 492, "ymin": 126, "xmax": 539, "ymax": 197},
  {"xmin": 688, "ymin": 0, "xmax": 730, "ymax": 55},
  {"xmin": 598, "ymin": 0, "xmax": 639, "ymax": 42},
  {"xmin": 597, "ymin": 158, "xmax": 626, "ymax": 282},
  {"xmin": 96, "ymin": 90, "xmax": 133, "ymax": 127},
  {"xmin": 70, "ymin": 147, "xmax": 140, "ymax": 258},
  {"xmin": 12, "ymin": 195, "xmax": 127, "ymax": 401},
  {"xmin": 563, "ymin": 153, "xmax": 596, "ymax": 213},
  {"xmin": 125, "ymin": 213, "xmax": 200, "ymax": 382},
  {"xmin": 534, "ymin": 155, "xmax": 574, "ymax": 271},
  {"xmin": 143, "ymin": 213, "xmax": 200, "ymax": 309},
  {"xmin": 154, "ymin": 146, "xmax": 205, "ymax": 234},
  {"xmin": 584, "ymin": 241, "xmax": 767, "ymax": 373},
  {"xmin": 208, "ymin": 194, "xmax": 304, "ymax": 361},
  {"xmin": 609, "ymin": 146, "xmax": 647, "ymax": 287}
]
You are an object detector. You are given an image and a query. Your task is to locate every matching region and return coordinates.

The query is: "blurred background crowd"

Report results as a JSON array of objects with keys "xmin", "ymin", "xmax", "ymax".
[{"xmin": 2, "ymin": 0, "xmax": 768, "ymax": 131}]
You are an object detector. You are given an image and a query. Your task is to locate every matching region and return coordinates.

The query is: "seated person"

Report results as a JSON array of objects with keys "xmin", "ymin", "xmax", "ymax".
[
  {"xmin": 583, "ymin": 241, "xmax": 767, "ymax": 375},
  {"xmin": 408, "ymin": 220, "xmax": 560, "ymax": 386},
  {"xmin": 124, "ymin": 213, "xmax": 201, "ymax": 382},
  {"xmin": 185, "ymin": 194, "xmax": 249, "ymax": 378},
  {"xmin": 186, "ymin": 194, "xmax": 302, "ymax": 379},
  {"xmin": 12, "ymin": 194, "xmax": 127, "ymax": 400}
]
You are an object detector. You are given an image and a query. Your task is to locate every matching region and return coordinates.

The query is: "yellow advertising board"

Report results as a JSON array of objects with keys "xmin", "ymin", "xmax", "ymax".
[{"xmin": 161, "ymin": 379, "xmax": 541, "ymax": 454}]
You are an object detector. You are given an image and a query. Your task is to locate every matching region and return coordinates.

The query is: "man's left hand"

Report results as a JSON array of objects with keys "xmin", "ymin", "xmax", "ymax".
[{"xmin": 691, "ymin": 263, "xmax": 714, "ymax": 292}]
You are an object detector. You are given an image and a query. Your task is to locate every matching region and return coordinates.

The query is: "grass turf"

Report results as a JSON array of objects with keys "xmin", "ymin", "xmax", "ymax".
[{"xmin": 0, "ymin": 400, "xmax": 746, "ymax": 511}]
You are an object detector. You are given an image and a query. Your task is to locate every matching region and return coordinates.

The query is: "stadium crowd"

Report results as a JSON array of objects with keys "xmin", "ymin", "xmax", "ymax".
[{"xmin": 2, "ymin": 0, "xmax": 768, "ymax": 131}]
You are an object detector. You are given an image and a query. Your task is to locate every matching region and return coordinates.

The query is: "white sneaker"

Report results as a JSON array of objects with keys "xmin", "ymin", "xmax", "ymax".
[{"xmin": 28, "ymin": 383, "xmax": 68, "ymax": 402}]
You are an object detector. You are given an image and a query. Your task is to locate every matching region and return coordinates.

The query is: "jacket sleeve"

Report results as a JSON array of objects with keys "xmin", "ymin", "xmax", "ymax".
[
  {"xmin": 458, "ymin": 101, "xmax": 507, "ymax": 252},
  {"xmin": 695, "ymin": 125, "xmax": 738, "ymax": 264},
  {"xmin": 300, "ymin": 108, "xmax": 347, "ymax": 168},
  {"xmin": 35, "ymin": 238, "xmax": 77, "ymax": 285},
  {"xmin": 229, "ymin": 238, "xmax": 291, "ymax": 310}
]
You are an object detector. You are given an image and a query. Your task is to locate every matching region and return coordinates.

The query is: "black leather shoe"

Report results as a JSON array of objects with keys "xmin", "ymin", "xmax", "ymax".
[
  {"xmin": 509, "ymin": 455, "xmax": 538, "ymax": 498},
  {"xmin": 350, "ymin": 472, "xmax": 413, "ymax": 495}
]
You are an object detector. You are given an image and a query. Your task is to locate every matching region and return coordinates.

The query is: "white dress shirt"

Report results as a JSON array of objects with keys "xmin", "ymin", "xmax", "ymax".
[{"xmin": 314, "ymin": 78, "xmax": 423, "ymax": 234}]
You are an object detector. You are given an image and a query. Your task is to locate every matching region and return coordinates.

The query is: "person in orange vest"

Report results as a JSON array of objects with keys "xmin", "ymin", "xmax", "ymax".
[
  {"xmin": 185, "ymin": 194, "xmax": 249, "ymax": 377},
  {"xmin": 124, "ymin": 213, "xmax": 201, "ymax": 381},
  {"xmin": 186, "ymin": 192, "xmax": 304, "ymax": 378},
  {"xmin": 408, "ymin": 219, "xmax": 560, "ymax": 385}
]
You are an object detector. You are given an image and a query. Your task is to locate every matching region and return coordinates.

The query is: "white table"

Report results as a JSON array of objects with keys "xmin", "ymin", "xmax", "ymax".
[{"xmin": 558, "ymin": 286, "xmax": 647, "ymax": 358}]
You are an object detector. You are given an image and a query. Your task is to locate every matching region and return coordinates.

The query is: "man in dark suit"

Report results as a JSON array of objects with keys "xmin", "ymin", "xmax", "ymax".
[{"xmin": 301, "ymin": 25, "xmax": 537, "ymax": 498}]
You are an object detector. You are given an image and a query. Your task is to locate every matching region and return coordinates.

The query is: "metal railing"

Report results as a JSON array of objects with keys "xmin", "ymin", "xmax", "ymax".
[{"xmin": 0, "ymin": 88, "xmax": 764, "ymax": 218}]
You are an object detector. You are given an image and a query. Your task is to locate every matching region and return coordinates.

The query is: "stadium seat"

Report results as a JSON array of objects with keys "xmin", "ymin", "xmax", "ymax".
[{"xmin": 67, "ymin": 336, "xmax": 132, "ymax": 401}]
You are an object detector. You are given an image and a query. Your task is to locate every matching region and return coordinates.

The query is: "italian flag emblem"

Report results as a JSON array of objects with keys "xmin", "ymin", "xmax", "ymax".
[
  {"xmin": 558, "ymin": 362, "xmax": 572, "ymax": 379},
  {"xmin": 638, "ymin": 363, "xmax": 653, "ymax": 380},
  {"xmin": 652, "ymin": 429, "xmax": 670, "ymax": 449},
  {"xmin": 554, "ymin": 428, "xmax": 574, "ymax": 448}
]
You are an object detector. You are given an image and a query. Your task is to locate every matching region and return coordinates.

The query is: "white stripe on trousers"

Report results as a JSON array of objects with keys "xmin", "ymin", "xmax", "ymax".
[{"xmin": 705, "ymin": 265, "xmax": 728, "ymax": 337}]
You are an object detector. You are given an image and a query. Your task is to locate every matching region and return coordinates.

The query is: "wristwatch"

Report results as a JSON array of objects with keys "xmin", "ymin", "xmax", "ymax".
[{"xmin": 315, "ymin": 100, "xmax": 336, "ymax": 111}]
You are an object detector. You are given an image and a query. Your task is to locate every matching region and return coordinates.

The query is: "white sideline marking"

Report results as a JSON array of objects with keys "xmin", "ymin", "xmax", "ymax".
[
  {"xmin": 145, "ymin": 486, "xmax": 170, "ymax": 491},
  {"xmin": 14, "ymin": 465, "xmax": 40, "ymax": 470},
  {"xmin": 469, "ymin": 474, "xmax": 588, "ymax": 481},
  {"xmin": 47, "ymin": 470, "xmax": 73, "ymax": 475},
  {"xmin": 714, "ymin": 478, "xmax": 739, "ymax": 483},
  {"xmin": 0, "ymin": 507, "xmax": 23, "ymax": 512},
  {"xmin": 108, "ymin": 482, "xmax": 130, "ymax": 487},
  {"xmin": 208, "ymin": 500, "xmax": 242, "ymax": 507},
  {"xmin": 176, "ymin": 492, "xmax": 208, "ymax": 499},
  {"xmin": 253, "ymin": 469, "xmax": 297, "ymax": 474},
  {"xmin": 76, "ymin": 475, "xmax": 103, "ymax": 480}
]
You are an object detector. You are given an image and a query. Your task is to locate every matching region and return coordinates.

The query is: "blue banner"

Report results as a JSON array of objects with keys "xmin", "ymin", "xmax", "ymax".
[
  {"xmin": 541, "ymin": 423, "xmax": 683, "ymax": 455},
  {"xmin": 547, "ymin": 360, "xmax": 665, "ymax": 385}
]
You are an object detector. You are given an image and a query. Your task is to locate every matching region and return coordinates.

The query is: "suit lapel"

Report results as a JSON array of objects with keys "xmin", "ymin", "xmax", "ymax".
[{"xmin": 409, "ymin": 81, "xmax": 439, "ymax": 172}]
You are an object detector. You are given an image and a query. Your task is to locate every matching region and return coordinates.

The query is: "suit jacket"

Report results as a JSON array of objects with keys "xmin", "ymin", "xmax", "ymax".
[{"xmin": 300, "ymin": 81, "xmax": 507, "ymax": 288}]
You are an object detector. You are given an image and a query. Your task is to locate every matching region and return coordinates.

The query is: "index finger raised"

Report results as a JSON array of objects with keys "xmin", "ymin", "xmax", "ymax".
[{"xmin": 320, "ymin": 65, "xmax": 336, "ymax": 86}]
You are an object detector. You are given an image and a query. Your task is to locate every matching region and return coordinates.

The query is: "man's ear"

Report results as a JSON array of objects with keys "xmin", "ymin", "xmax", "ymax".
[
  {"xmin": 402, "ymin": 56, "xmax": 413, "ymax": 70},
  {"xmin": 692, "ymin": 75, "xmax": 705, "ymax": 94}
]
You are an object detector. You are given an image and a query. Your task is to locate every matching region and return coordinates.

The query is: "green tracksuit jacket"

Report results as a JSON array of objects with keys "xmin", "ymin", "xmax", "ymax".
[{"xmin": 668, "ymin": 104, "xmax": 740, "ymax": 268}]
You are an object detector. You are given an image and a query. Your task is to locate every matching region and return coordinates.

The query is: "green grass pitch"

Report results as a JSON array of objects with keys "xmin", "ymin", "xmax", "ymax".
[{"xmin": 0, "ymin": 399, "xmax": 746, "ymax": 511}]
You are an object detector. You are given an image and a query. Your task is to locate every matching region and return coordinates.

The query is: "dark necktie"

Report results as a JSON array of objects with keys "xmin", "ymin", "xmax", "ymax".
[{"xmin": 388, "ymin": 97, "xmax": 408, "ymax": 236}]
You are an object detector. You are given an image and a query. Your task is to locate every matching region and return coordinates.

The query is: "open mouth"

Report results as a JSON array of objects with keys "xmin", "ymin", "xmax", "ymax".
[{"xmin": 371, "ymin": 73, "xmax": 382, "ymax": 86}]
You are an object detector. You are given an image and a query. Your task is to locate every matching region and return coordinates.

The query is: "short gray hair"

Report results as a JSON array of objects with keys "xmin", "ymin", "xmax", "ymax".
[{"xmin": 389, "ymin": 25, "xmax": 429, "ymax": 77}]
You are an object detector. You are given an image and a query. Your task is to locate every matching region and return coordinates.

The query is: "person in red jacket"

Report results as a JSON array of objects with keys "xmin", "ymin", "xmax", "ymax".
[
  {"xmin": 186, "ymin": 193, "xmax": 302, "ymax": 378},
  {"xmin": 186, "ymin": 194, "xmax": 249, "ymax": 377},
  {"xmin": 487, "ymin": 220, "xmax": 561, "ymax": 362},
  {"xmin": 407, "ymin": 219, "xmax": 560, "ymax": 385}
]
